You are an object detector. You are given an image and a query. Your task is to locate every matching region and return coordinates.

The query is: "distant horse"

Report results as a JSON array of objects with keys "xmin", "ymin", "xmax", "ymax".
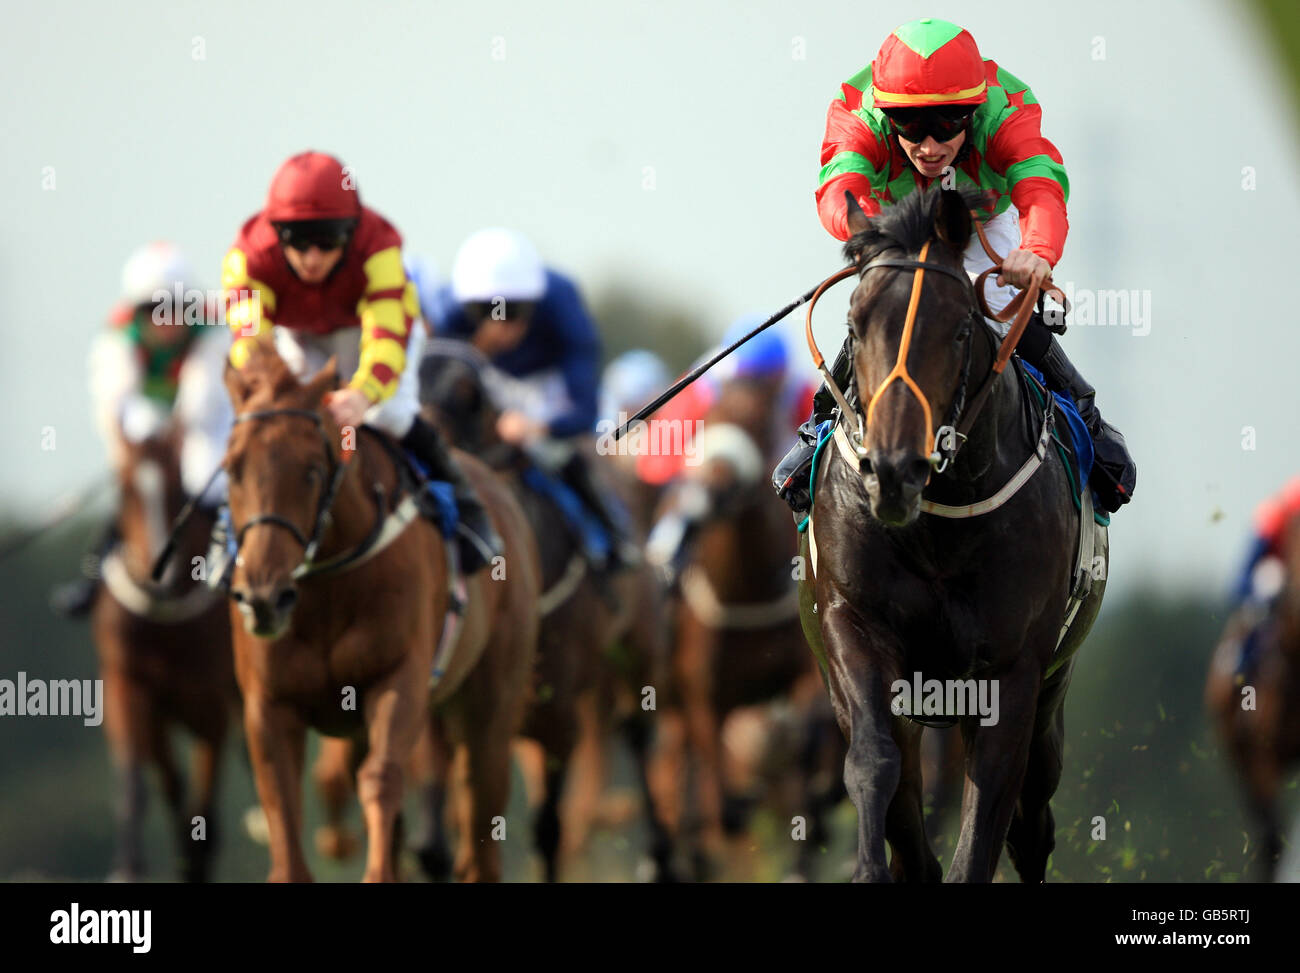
[
  {"xmin": 648, "ymin": 376, "xmax": 835, "ymax": 881},
  {"xmin": 223, "ymin": 344, "xmax": 538, "ymax": 882},
  {"xmin": 801, "ymin": 186, "xmax": 1107, "ymax": 882},
  {"xmin": 92, "ymin": 425, "xmax": 235, "ymax": 881},
  {"xmin": 1207, "ymin": 514, "xmax": 1300, "ymax": 880},
  {"xmin": 418, "ymin": 342, "xmax": 672, "ymax": 881}
]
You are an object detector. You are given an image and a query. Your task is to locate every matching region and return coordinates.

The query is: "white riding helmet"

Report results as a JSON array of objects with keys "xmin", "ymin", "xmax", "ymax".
[
  {"xmin": 450, "ymin": 228, "xmax": 545, "ymax": 304},
  {"xmin": 121, "ymin": 241, "xmax": 193, "ymax": 308}
]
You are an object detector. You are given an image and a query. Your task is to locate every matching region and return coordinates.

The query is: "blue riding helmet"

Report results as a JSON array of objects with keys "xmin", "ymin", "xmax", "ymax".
[
  {"xmin": 719, "ymin": 314, "xmax": 788, "ymax": 381},
  {"xmin": 600, "ymin": 349, "xmax": 671, "ymax": 420}
]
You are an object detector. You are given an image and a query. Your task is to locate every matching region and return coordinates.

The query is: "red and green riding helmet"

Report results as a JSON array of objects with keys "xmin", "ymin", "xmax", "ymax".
[{"xmin": 871, "ymin": 18, "xmax": 988, "ymax": 109}]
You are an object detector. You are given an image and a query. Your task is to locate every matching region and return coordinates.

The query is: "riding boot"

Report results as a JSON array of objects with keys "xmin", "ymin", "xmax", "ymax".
[
  {"xmin": 401, "ymin": 416, "xmax": 503, "ymax": 573},
  {"xmin": 772, "ymin": 336, "xmax": 853, "ymax": 516},
  {"xmin": 1018, "ymin": 313, "xmax": 1137, "ymax": 512},
  {"xmin": 49, "ymin": 517, "xmax": 120, "ymax": 618},
  {"xmin": 558, "ymin": 453, "xmax": 642, "ymax": 570}
]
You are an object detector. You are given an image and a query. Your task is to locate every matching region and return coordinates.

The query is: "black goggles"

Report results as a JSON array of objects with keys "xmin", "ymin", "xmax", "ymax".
[
  {"xmin": 885, "ymin": 108, "xmax": 973, "ymax": 144},
  {"xmin": 463, "ymin": 299, "xmax": 538, "ymax": 324},
  {"xmin": 275, "ymin": 220, "xmax": 355, "ymax": 252}
]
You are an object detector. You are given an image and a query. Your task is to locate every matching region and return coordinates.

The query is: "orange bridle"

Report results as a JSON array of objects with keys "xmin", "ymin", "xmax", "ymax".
[{"xmin": 803, "ymin": 214, "xmax": 1067, "ymax": 469}]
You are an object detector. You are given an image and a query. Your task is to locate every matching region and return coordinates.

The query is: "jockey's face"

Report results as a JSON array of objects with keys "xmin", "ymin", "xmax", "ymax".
[
  {"xmin": 282, "ymin": 242, "xmax": 345, "ymax": 285},
  {"xmin": 135, "ymin": 303, "xmax": 186, "ymax": 346},
  {"xmin": 474, "ymin": 317, "xmax": 530, "ymax": 356},
  {"xmin": 465, "ymin": 299, "xmax": 536, "ymax": 356},
  {"xmin": 897, "ymin": 130, "xmax": 966, "ymax": 179}
]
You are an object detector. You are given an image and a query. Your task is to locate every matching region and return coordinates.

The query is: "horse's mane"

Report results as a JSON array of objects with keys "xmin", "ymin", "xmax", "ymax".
[{"xmin": 843, "ymin": 185, "xmax": 989, "ymax": 266}]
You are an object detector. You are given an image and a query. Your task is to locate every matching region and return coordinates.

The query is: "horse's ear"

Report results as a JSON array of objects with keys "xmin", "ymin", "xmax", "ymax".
[
  {"xmin": 933, "ymin": 189, "xmax": 973, "ymax": 254},
  {"xmin": 845, "ymin": 191, "xmax": 871, "ymax": 237},
  {"xmin": 224, "ymin": 360, "xmax": 251, "ymax": 407},
  {"xmin": 304, "ymin": 356, "xmax": 340, "ymax": 406}
]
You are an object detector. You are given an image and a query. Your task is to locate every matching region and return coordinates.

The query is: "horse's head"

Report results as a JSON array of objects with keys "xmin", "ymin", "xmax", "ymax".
[
  {"xmin": 115, "ymin": 421, "xmax": 185, "ymax": 583},
  {"xmin": 418, "ymin": 340, "xmax": 503, "ymax": 459},
  {"xmin": 222, "ymin": 343, "xmax": 342, "ymax": 639},
  {"xmin": 842, "ymin": 185, "xmax": 986, "ymax": 526}
]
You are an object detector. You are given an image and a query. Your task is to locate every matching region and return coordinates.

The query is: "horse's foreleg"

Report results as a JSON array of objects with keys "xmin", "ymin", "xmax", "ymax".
[
  {"xmin": 184, "ymin": 732, "xmax": 225, "ymax": 883},
  {"xmin": 312, "ymin": 737, "xmax": 360, "ymax": 861},
  {"xmin": 822, "ymin": 610, "xmax": 902, "ymax": 884},
  {"xmin": 1244, "ymin": 754, "xmax": 1284, "ymax": 880},
  {"xmin": 357, "ymin": 659, "xmax": 424, "ymax": 883},
  {"xmin": 243, "ymin": 695, "xmax": 312, "ymax": 882},
  {"xmin": 102, "ymin": 670, "xmax": 148, "ymax": 881},
  {"xmin": 1005, "ymin": 704, "xmax": 1065, "ymax": 883},
  {"xmin": 885, "ymin": 717, "xmax": 942, "ymax": 882},
  {"xmin": 411, "ymin": 716, "xmax": 453, "ymax": 882},
  {"xmin": 458, "ymin": 720, "xmax": 512, "ymax": 883},
  {"xmin": 947, "ymin": 668, "xmax": 1038, "ymax": 883}
]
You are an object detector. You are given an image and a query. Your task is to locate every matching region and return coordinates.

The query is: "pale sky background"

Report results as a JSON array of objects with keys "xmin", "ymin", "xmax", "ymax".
[{"xmin": 1, "ymin": 0, "xmax": 1296, "ymax": 596}]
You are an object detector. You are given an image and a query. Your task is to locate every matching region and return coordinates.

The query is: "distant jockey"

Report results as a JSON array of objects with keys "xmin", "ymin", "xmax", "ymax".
[
  {"xmin": 635, "ymin": 317, "xmax": 815, "ymax": 488},
  {"xmin": 1228, "ymin": 476, "xmax": 1300, "ymax": 674},
  {"xmin": 598, "ymin": 349, "xmax": 672, "ymax": 433},
  {"xmin": 220, "ymin": 151, "xmax": 502, "ymax": 573},
  {"xmin": 50, "ymin": 242, "xmax": 232, "ymax": 617},
  {"xmin": 771, "ymin": 17, "xmax": 1136, "ymax": 518},
  {"xmin": 417, "ymin": 228, "xmax": 640, "ymax": 570},
  {"xmin": 642, "ymin": 317, "xmax": 815, "ymax": 578}
]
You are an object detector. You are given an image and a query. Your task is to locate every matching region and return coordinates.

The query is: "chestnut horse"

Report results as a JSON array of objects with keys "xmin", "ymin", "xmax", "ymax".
[
  {"xmin": 416, "ymin": 342, "xmax": 671, "ymax": 881},
  {"xmin": 1206, "ymin": 513, "xmax": 1300, "ymax": 880},
  {"xmin": 223, "ymin": 344, "xmax": 538, "ymax": 882},
  {"xmin": 92, "ymin": 426, "xmax": 235, "ymax": 881},
  {"xmin": 647, "ymin": 375, "xmax": 835, "ymax": 880},
  {"xmin": 801, "ymin": 186, "xmax": 1107, "ymax": 882}
]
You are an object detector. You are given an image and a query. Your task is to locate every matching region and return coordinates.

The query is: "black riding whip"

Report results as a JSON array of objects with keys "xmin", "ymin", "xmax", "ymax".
[
  {"xmin": 150, "ymin": 461, "xmax": 225, "ymax": 582},
  {"xmin": 610, "ymin": 283, "xmax": 820, "ymax": 441}
]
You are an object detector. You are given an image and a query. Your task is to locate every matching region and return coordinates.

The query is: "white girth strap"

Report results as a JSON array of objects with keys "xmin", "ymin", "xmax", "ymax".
[
  {"xmin": 101, "ymin": 550, "xmax": 221, "ymax": 624},
  {"xmin": 537, "ymin": 554, "xmax": 588, "ymax": 618},
  {"xmin": 680, "ymin": 565, "xmax": 801, "ymax": 631}
]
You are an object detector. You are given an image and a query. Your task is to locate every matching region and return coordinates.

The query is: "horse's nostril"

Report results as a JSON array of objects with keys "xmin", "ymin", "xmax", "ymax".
[
  {"xmin": 908, "ymin": 456, "xmax": 933, "ymax": 484},
  {"xmin": 274, "ymin": 588, "xmax": 299, "ymax": 612}
]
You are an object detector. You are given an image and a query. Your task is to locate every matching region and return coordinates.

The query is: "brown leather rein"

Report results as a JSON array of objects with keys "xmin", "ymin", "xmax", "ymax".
[{"xmin": 803, "ymin": 211, "xmax": 1067, "ymax": 473}]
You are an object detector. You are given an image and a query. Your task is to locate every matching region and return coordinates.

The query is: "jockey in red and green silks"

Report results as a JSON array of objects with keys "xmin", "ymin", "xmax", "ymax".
[{"xmin": 772, "ymin": 17, "xmax": 1136, "ymax": 516}]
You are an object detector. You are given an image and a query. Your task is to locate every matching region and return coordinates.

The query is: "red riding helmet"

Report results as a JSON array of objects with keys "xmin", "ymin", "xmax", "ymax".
[
  {"xmin": 872, "ymin": 18, "xmax": 987, "ymax": 109},
  {"xmin": 265, "ymin": 151, "xmax": 361, "ymax": 223}
]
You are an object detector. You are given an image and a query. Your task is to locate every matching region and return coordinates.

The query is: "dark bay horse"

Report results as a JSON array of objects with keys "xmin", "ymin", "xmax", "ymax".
[
  {"xmin": 418, "ymin": 342, "xmax": 671, "ymax": 881},
  {"xmin": 802, "ymin": 186, "xmax": 1107, "ymax": 882},
  {"xmin": 648, "ymin": 375, "xmax": 838, "ymax": 881},
  {"xmin": 92, "ymin": 425, "xmax": 235, "ymax": 881},
  {"xmin": 223, "ymin": 344, "xmax": 538, "ymax": 882},
  {"xmin": 1206, "ymin": 514, "xmax": 1300, "ymax": 880}
]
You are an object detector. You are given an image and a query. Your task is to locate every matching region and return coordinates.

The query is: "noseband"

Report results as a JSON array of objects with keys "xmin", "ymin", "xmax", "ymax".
[{"xmin": 229, "ymin": 407, "xmax": 351, "ymax": 576}]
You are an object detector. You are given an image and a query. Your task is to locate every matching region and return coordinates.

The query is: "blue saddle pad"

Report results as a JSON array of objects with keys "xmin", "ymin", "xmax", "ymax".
[
  {"xmin": 520, "ymin": 466, "xmax": 611, "ymax": 561},
  {"xmin": 1018, "ymin": 361, "xmax": 1095, "ymax": 510},
  {"xmin": 401, "ymin": 450, "xmax": 459, "ymax": 538},
  {"xmin": 422, "ymin": 480, "xmax": 459, "ymax": 539}
]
